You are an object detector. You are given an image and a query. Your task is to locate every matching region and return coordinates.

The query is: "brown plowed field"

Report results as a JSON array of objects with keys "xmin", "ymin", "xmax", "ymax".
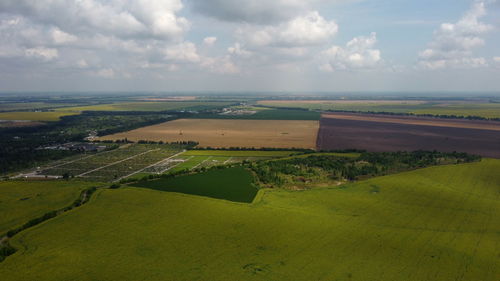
[
  {"xmin": 317, "ymin": 113, "xmax": 500, "ymax": 158},
  {"xmin": 322, "ymin": 113, "xmax": 500, "ymax": 131},
  {"xmin": 100, "ymin": 119, "xmax": 319, "ymax": 149}
]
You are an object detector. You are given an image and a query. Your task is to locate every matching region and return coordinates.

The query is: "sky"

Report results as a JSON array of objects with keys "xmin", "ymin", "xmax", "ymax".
[{"xmin": 0, "ymin": 0, "xmax": 499, "ymax": 93}]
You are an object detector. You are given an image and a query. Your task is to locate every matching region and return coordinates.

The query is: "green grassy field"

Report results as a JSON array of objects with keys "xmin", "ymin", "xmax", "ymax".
[
  {"xmin": 1, "ymin": 159, "xmax": 498, "ymax": 280},
  {"xmin": 158, "ymin": 150, "xmax": 299, "ymax": 175},
  {"xmin": 194, "ymin": 108, "xmax": 321, "ymax": 120},
  {"xmin": 57, "ymin": 101, "xmax": 232, "ymax": 112},
  {"xmin": 412, "ymin": 103, "xmax": 500, "ymax": 119},
  {"xmin": 166, "ymin": 155, "xmax": 212, "ymax": 173},
  {"xmin": 134, "ymin": 167, "xmax": 258, "ymax": 203},
  {"xmin": 258, "ymin": 100, "xmax": 430, "ymax": 113},
  {"xmin": 0, "ymin": 111, "xmax": 79, "ymax": 121},
  {"xmin": 0, "ymin": 102, "xmax": 83, "ymax": 112},
  {"xmin": 0, "ymin": 181, "xmax": 96, "ymax": 235},
  {"xmin": 181, "ymin": 150, "xmax": 299, "ymax": 157},
  {"xmin": 275, "ymin": 152, "xmax": 361, "ymax": 161},
  {"xmin": 198, "ymin": 156, "xmax": 232, "ymax": 168},
  {"xmin": 258, "ymin": 100, "xmax": 500, "ymax": 119}
]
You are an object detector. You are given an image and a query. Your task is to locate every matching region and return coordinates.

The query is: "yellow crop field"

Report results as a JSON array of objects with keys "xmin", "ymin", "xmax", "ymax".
[
  {"xmin": 0, "ymin": 111, "xmax": 79, "ymax": 121},
  {"xmin": 56, "ymin": 101, "xmax": 231, "ymax": 112},
  {"xmin": 2, "ymin": 159, "xmax": 498, "ymax": 280},
  {"xmin": 100, "ymin": 119, "xmax": 319, "ymax": 149}
]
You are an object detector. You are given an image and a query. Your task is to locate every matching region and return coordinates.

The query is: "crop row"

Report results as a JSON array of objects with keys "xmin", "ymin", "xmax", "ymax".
[
  {"xmin": 82, "ymin": 148, "xmax": 181, "ymax": 181},
  {"xmin": 161, "ymin": 155, "xmax": 273, "ymax": 175},
  {"xmin": 41, "ymin": 144, "xmax": 181, "ymax": 178}
]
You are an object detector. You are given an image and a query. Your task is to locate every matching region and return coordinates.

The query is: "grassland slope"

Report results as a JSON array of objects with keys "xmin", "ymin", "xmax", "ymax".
[
  {"xmin": 0, "ymin": 181, "xmax": 96, "ymax": 235},
  {"xmin": 1, "ymin": 159, "xmax": 499, "ymax": 280}
]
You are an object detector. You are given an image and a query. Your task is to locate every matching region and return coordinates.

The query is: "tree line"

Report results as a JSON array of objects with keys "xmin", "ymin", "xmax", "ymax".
[
  {"xmin": 249, "ymin": 151, "xmax": 481, "ymax": 187},
  {"xmin": 324, "ymin": 109, "xmax": 500, "ymax": 121}
]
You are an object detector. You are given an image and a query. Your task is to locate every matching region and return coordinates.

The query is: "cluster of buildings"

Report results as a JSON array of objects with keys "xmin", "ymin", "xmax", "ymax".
[{"xmin": 39, "ymin": 142, "xmax": 107, "ymax": 152}]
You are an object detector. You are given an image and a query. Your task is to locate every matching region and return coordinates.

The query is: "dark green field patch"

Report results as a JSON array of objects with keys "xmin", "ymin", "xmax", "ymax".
[
  {"xmin": 132, "ymin": 167, "xmax": 258, "ymax": 203},
  {"xmin": 247, "ymin": 109, "xmax": 320, "ymax": 120}
]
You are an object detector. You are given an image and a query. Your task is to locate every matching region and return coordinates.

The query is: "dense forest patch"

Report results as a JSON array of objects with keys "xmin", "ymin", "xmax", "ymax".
[{"xmin": 250, "ymin": 151, "xmax": 480, "ymax": 189}]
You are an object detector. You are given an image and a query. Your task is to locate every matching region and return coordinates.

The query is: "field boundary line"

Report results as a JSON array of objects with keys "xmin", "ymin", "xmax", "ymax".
[
  {"xmin": 158, "ymin": 156, "xmax": 193, "ymax": 174},
  {"xmin": 45, "ymin": 148, "xmax": 117, "ymax": 170},
  {"xmin": 77, "ymin": 149, "xmax": 160, "ymax": 177},
  {"xmin": 191, "ymin": 156, "xmax": 212, "ymax": 170},
  {"xmin": 12, "ymin": 149, "xmax": 117, "ymax": 179},
  {"xmin": 0, "ymin": 183, "xmax": 107, "ymax": 262},
  {"xmin": 322, "ymin": 113, "xmax": 500, "ymax": 131},
  {"xmin": 114, "ymin": 150, "xmax": 186, "ymax": 182}
]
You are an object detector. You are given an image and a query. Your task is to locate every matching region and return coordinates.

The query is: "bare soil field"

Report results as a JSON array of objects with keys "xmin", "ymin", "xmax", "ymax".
[
  {"xmin": 317, "ymin": 113, "xmax": 500, "ymax": 158},
  {"xmin": 323, "ymin": 113, "xmax": 500, "ymax": 131},
  {"xmin": 100, "ymin": 119, "xmax": 319, "ymax": 149}
]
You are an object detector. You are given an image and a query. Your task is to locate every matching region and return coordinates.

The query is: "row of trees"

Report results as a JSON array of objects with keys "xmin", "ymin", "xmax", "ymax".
[
  {"xmin": 250, "ymin": 151, "xmax": 481, "ymax": 187},
  {"xmin": 192, "ymin": 146, "xmax": 315, "ymax": 153},
  {"xmin": 117, "ymin": 150, "xmax": 481, "ymax": 188},
  {"xmin": 324, "ymin": 109, "xmax": 500, "ymax": 121},
  {"xmin": 1, "ymin": 185, "xmax": 99, "ymax": 262}
]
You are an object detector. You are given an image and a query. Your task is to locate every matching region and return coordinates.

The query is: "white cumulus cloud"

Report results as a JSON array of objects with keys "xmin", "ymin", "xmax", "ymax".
[
  {"xmin": 418, "ymin": 1, "xmax": 493, "ymax": 69},
  {"xmin": 51, "ymin": 28, "xmax": 78, "ymax": 45},
  {"xmin": 25, "ymin": 47, "xmax": 58, "ymax": 61},
  {"xmin": 164, "ymin": 42, "xmax": 201, "ymax": 63},
  {"xmin": 320, "ymin": 32, "xmax": 382, "ymax": 71},
  {"xmin": 0, "ymin": 0, "xmax": 189, "ymax": 40},
  {"xmin": 0, "ymin": 0, "xmax": 213, "ymax": 77},
  {"xmin": 227, "ymin": 43, "xmax": 253, "ymax": 58},
  {"xmin": 188, "ymin": 0, "xmax": 309, "ymax": 24},
  {"xmin": 203, "ymin": 37, "xmax": 217, "ymax": 46},
  {"xmin": 238, "ymin": 11, "xmax": 338, "ymax": 47},
  {"xmin": 188, "ymin": 0, "xmax": 354, "ymax": 25},
  {"xmin": 200, "ymin": 55, "xmax": 240, "ymax": 74}
]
